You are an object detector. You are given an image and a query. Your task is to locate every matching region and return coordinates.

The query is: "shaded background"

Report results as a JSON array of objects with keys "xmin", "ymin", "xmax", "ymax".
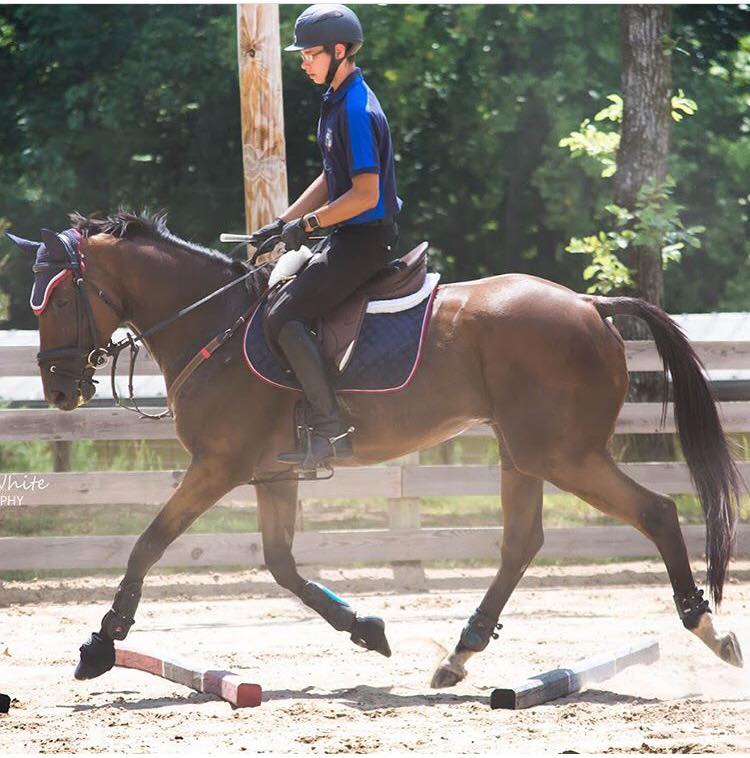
[{"xmin": 1, "ymin": 4, "xmax": 749, "ymax": 329}]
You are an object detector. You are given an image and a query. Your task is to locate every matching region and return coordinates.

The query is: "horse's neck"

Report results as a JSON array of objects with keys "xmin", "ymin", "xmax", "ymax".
[{"xmin": 114, "ymin": 239, "xmax": 248, "ymax": 386}]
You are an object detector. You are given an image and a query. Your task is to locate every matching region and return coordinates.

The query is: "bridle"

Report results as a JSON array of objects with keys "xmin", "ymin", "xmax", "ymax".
[
  {"xmin": 37, "ymin": 231, "xmax": 262, "ymax": 419},
  {"xmin": 35, "ymin": 231, "xmax": 124, "ymax": 403}
]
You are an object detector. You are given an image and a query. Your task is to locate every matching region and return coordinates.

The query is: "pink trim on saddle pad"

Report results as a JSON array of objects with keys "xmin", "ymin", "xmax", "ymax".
[{"xmin": 241, "ymin": 286, "xmax": 439, "ymax": 395}]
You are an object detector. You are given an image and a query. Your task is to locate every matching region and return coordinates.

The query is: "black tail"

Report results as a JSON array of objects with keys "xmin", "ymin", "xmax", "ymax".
[{"xmin": 592, "ymin": 295, "xmax": 743, "ymax": 605}]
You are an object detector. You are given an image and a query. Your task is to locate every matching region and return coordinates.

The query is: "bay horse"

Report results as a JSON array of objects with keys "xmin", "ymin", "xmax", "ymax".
[{"xmin": 8, "ymin": 211, "xmax": 743, "ymax": 688}]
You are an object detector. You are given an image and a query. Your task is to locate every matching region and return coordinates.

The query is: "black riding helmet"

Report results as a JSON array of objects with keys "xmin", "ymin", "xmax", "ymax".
[{"xmin": 285, "ymin": 4, "xmax": 363, "ymax": 85}]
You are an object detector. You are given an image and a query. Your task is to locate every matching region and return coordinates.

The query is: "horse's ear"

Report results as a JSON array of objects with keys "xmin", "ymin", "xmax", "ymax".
[
  {"xmin": 5, "ymin": 232, "xmax": 41, "ymax": 256},
  {"xmin": 40, "ymin": 228, "xmax": 68, "ymax": 262}
]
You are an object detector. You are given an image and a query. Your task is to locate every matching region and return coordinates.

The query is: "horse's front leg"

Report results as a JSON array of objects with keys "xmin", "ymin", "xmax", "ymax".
[
  {"xmin": 74, "ymin": 457, "xmax": 240, "ymax": 679},
  {"xmin": 257, "ymin": 478, "xmax": 391, "ymax": 657}
]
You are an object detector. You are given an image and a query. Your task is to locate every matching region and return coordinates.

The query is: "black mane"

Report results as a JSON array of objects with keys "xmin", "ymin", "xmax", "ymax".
[
  {"xmin": 70, "ymin": 210, "xmax": 271, "ymax": 298},
  {"xmin": 70, "ymin": 210, "xmax": 234, "ymax": 266}
]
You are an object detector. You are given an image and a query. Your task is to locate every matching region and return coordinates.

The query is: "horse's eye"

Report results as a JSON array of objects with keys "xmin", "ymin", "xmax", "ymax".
[{"xmin": 53, "ymin": 298, "xmax": 69, "ymax": 309}]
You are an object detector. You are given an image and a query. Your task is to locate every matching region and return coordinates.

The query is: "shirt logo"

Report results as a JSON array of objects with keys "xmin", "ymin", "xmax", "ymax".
[{"xmin": 325, "ymin": 128, "xmax": 333, "ymax": 152}]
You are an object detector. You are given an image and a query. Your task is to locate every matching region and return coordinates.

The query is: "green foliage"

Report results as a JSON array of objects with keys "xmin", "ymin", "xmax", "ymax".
[
  {"xmin": 560, "ymin": 92, "xmax": 705, "ymax": 294},
  {"xmin": 0, "ymin": 440, "xmax": 53, "ymax": 471},
  {"xmin": 623, "ymin": 178, "xmax": 706, "ymax": 261},
  {"xmin": 565, "ymin": 229, "xmax": 634, "ymax": 293},
  {"xmin": 0, "ymin": 439, "xmax": 168, "ymax": 472},
  {"xmin": 672, "ymin": 88, "xmax": 698, "ymax": 121},
  {"xmin": 0, "ymin": 5, "xmax": 748, "ymax": 320},
  {"xmin": 559, "ymin": 118, "xmax": 620, "ymax": 177}
]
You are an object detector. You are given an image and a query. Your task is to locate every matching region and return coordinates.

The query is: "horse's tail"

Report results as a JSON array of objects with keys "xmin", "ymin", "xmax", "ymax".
[{"xmin": 590, "ymin": 295, "xmax": 743, "ymax": 605}]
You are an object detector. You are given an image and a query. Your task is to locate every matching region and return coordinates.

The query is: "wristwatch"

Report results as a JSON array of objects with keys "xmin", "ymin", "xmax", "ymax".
[{"xmin": 304, "ymin": 213, "xmax": 321, "ymax": 232}]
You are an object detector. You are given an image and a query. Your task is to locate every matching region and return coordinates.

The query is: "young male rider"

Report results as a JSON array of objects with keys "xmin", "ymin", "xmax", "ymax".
[{"xmin": 251, "ymin": 4, "xmax": 402, "ymax": 471}]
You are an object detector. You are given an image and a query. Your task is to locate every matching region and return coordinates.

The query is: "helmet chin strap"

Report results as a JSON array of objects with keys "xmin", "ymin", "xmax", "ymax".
[{"xmin": 325, "ymin": 44, "xmax": 346, "ymax": 87}]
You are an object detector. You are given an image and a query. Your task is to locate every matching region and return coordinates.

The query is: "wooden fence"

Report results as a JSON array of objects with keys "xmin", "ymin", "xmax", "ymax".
[{"xmin": 1, "ymin": 340, "xmax": 749, "ymax": 573}]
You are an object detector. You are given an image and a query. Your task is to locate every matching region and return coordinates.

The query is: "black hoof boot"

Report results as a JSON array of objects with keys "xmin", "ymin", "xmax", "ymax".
[
  {"xmin": 350, "ymin": 615, "xmax": 392, "ymax": 657},
  {"xmin": 74, "ymin": 632, "xmax": 115, "ymax": 680},
  {"xmin": 459, "ymin": 608, "xmax": 502, "ymax": 652}
]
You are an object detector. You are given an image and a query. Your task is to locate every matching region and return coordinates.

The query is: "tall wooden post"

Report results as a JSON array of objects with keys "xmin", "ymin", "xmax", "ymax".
[
  {"xmin": 237, "ymin": 5, "xmax": 294, "ymax": 534},
  {"xmin": 237, "ymin": 4, "xmax": 288, "ymax": 243}
]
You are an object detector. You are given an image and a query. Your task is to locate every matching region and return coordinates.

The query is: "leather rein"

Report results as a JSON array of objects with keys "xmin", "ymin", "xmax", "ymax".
[{"xmin": 36, "ymin": 233, "xmax": 263, "ymax": 419}]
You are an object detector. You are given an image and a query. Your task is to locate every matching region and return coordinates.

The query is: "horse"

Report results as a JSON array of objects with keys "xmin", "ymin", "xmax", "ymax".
[{"xmin": 7, "ymin": 211, "xmax": 743, "ymax": 688}]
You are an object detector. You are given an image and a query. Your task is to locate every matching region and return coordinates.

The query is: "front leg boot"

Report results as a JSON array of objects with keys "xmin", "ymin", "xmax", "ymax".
[
  {"xmin": 74, "ymin": 632, "xmax": 115, "ymax": 680},
  {"xmin": 459, "ymin": 608, "xmax": 502, "ymax": 652}
]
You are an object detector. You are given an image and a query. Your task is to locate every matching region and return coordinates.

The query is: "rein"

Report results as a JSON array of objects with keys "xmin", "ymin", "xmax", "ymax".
[{"xmin": 39, "ymin": 235, "xmax": 264, "ymax": 419}]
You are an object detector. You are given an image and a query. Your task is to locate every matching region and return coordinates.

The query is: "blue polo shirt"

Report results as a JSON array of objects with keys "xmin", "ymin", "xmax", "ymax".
[{"xmin": 317, "ymin": 68, "xmax": 402, "ymax": 225}]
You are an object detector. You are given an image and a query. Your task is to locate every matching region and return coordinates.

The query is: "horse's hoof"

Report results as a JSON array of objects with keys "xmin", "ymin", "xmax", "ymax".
[
  {"xmin": 719, "ymin": 632, "xmax": 743, "ymax": 668},
  {"xmin": 350, "ymin": 615, "xmax": 392, "ymax": 657},
  {"xmin": 430, "ymin": 662, "xmax": 467, "ymax": 689},
  {"xmin": 74, "ymin": 632, "xmax": 115, "ymax": 680}
]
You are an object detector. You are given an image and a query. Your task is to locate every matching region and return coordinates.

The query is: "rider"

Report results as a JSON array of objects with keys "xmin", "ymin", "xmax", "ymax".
[{"xmin": 252, "ymin": 4, "xmax": 402, "ymax": 471}]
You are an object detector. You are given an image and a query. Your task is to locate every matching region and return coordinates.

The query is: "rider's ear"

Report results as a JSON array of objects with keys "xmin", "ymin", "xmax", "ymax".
[
  {"xmin": 40, "ymin": 228, "xmax": 68, "ymax": 263},
  {"xmin": 5, "ymin": 232, "xmax": 41, "ymax": 256}
]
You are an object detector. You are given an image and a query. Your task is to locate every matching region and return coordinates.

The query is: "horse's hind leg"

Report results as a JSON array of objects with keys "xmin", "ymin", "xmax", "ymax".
[
  {"xmin": 432, "ymin": 446, "xmax": 544, "ymax": 688},
  {"xmin": 257, "ymin": 478, "xmax": 391, "ymax": 657},
  {"xmin": 74, "ymin": 456, "xmax": 243, "ymax": 680},
  {"xmin": 552, "ymin": 451, "xmax": 742, "ymax": 667}
]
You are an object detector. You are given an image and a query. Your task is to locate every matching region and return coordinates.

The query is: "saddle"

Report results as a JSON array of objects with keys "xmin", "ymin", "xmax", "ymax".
[{"xmin": 264, "ymin": 242, "xmax": 429, "ymax": 374}]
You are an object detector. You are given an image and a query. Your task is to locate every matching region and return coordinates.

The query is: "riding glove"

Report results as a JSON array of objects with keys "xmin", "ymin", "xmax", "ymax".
[
  {"xmin": 249, "ymin": 218, "xmax": 284, "ymax": 246},
  {"xmin": 279, "ymin": 218, "xmax": 311, "ymax": 252}
]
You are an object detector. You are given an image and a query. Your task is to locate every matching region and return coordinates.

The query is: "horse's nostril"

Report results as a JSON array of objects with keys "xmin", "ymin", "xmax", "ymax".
[{"xmin": 51, "ymin": 390, "xmax": 67, "ymax": 405}]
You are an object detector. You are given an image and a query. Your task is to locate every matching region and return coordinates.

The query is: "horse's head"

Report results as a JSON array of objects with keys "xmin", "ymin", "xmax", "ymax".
[{"xmin": 7, "ymin": 227, "xmax": 124, "ymax": 410}]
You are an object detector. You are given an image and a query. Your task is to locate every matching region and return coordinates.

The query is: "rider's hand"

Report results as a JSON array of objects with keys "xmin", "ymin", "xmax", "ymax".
[
  {"xmin": 249, "ymin": 218, "xmax": 284, "ymax": 247},
  {"xmin": 278, "ymin": 218, "xmax": 310, "ymax": 252}
]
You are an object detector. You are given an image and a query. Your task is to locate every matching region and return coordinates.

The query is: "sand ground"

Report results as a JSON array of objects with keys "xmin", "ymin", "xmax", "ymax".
[{"xmin": 0, "ymin": 560, "xmax": 748, "ymax": 754}]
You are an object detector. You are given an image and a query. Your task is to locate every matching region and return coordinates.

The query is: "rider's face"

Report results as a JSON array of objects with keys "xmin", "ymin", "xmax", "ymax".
[{"xmin": 300, "ymin": 44, "xmax": 342, "ymax": 85}]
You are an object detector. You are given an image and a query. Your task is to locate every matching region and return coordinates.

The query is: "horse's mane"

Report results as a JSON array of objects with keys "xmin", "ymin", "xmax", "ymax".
[
  {"xmin": 70, "ymin": 210, "xmax": 235, "ymax": 265},
  {"xmin": 69, "ymin": 210, "xmax": 271, "ymax": 297}
]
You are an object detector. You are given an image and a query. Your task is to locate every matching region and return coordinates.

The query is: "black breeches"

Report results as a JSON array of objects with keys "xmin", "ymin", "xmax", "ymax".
[{"xmin": 265, "ymin": 223, "xmax": 398, "ymax": 344}]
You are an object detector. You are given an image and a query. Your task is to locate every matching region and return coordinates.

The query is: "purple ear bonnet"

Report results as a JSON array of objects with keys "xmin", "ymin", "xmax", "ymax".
[{"xmin": 6, "ymin": 228, "xmax": 83, "ymax": 315}]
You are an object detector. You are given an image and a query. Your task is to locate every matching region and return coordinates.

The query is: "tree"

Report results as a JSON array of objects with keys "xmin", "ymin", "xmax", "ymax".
[
  {"xmin": 614, "ymin": 5, "xmax": 675, "ymax": 461},
  {"xmin": 1, "ymin": 5, "xmax": 748, "ymax": 332},
  {"xmin": 615, "ymin": 5, "xmax": 673, "ymax": 311}
]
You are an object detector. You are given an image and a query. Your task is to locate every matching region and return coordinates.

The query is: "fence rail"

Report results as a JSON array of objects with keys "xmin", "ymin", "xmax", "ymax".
[
  {"xmin": 1, "ymin": 339, "xmax": 749, "ymax": 573},
  {"xmin": 2, "ymin": 462, "xmax": 750, "ymax": 508},
  {"xmin": 1, "ymin": 525, "xmax": 748, "ymax": 572},
  {"xmin": 3, "ymin": 340, "xmax": 750, "ymax": 376},
  {"xmin": 3, "ymin": 402, "xmax": 750, "ymax": 442}
]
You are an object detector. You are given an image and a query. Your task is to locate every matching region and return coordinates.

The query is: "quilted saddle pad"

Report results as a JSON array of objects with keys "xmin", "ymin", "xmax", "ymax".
[{"xmin": 242, "ymin": 287, "xmax": 438, "ymax": 394}]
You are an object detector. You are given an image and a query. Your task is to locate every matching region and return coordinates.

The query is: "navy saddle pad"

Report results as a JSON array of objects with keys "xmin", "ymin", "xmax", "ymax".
[{"xmin": 242, "ymin": 289, "xmax": 437, "ymax": 393}]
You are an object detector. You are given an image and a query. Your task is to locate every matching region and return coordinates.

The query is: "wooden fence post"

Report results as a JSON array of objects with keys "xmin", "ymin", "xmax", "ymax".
[
  {"xmin": 237, "ymin": 4, "xmax": 288, "ymax": 245},
  {"xmin": 52, "ymin": 440, "xmax": 71, "ymax": 472},
  {"xmin": 388, "ymin": 451, "xmax": 427, "ymax": 590}
]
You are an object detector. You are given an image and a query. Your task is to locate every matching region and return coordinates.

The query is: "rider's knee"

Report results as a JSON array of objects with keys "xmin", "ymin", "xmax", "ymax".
[{"xmin": 264, "ymin": 307, "xmax": 285, "ymax": 344}]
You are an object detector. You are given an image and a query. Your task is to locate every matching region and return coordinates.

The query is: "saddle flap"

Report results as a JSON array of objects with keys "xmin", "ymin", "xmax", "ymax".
[{"xmin": 319, "ymin": 294, "xmax": 368, "ymax": 374}]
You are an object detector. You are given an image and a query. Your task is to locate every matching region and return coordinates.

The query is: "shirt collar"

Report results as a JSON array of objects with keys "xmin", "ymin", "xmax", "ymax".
[{"xmin": 322, "ymin": 67, "xmax": 362, "ymax": 105}]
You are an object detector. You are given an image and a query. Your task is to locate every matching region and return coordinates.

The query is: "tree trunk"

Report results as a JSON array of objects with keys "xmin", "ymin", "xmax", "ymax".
[{"xmin": 613, "ymin": 5, "xmax": 674, "ymax": 462}]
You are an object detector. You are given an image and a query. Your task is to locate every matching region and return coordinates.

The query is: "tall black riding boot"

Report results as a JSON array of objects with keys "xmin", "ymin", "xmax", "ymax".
[{"xmin": 276, "ymin": 320, "xmax": 353, "ymax": 469}]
